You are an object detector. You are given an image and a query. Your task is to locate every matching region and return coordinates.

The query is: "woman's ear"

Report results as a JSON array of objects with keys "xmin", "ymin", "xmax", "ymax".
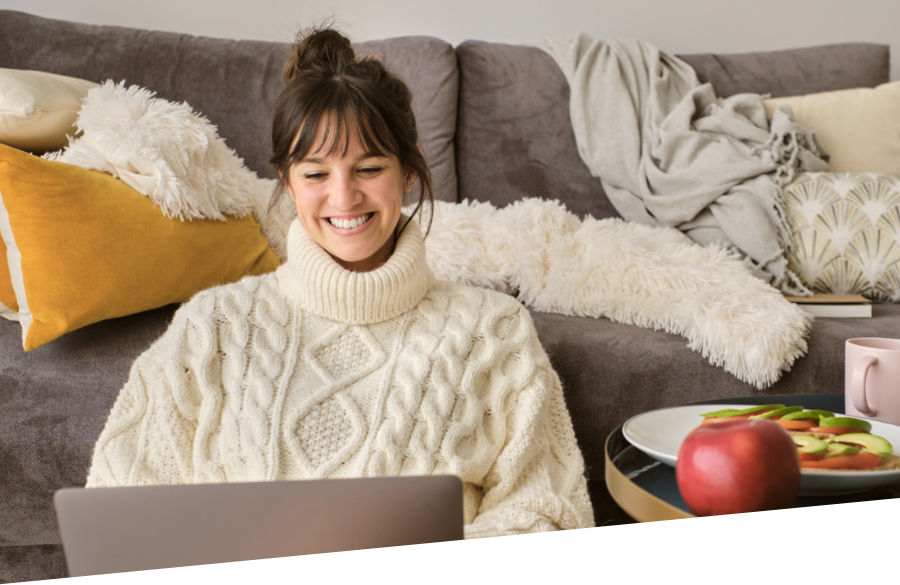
[{"xmin": 403, "ymin": 170, "xmax": 418, "ymax": 192}]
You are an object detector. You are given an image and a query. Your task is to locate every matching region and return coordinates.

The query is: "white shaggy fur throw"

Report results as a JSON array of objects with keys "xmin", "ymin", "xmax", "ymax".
[
  {"xmin": 51, "ymin": 82, "xmax": 811, "ymax": 389},
  {"xmin": 45, "ymin": 81, "xmax": 296, "ymax": 259},
  {"xmin": 423, "ymin": 198, "xmax": 811, "ymax": 389}
]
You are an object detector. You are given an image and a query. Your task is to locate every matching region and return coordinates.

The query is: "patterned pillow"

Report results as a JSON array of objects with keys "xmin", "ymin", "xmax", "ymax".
[{"xmin": 783, "ymin": 173, "xmax": 900, "ymax": 302}]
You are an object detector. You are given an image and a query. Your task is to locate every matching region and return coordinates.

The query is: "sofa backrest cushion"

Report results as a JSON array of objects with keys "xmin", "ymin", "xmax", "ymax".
[
  {"xmin": 0, "ymin": 10, "xmax": 459, "ymax": 202},
  {"xmin": 455, "ymin": 40, "xmax": 890, "ymax": 219},
  {"xmin": 679, "ymin": 43, "xmax": 890, "ymax": 99},
  {"xmin": 456, "ymin": 42, "xmax": 616, "ymax": 219}
]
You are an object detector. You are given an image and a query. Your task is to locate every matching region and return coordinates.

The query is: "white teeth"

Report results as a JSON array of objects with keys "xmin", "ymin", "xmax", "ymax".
[{"xmin": 328, "ymin": 213, "xmax": 372, "ymax": 229}]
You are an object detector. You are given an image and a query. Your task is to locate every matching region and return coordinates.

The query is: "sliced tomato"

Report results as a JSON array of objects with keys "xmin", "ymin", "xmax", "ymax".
[
  {"xmin": 801, "ymin": 451, "xmax": 883, "ymax": 470},
  {"xmin": 798, "ymin": 451, "xmax": 824, "ymax": 462},
  {"xmin": 808, "ymin": 426, "xmax": 863, "ymax": 435},
  {"xmin": 776, "ymin": 419, "xmax": 817, "ymax": 431}
]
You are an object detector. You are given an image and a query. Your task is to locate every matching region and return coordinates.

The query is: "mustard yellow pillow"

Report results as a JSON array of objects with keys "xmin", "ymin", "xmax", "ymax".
[
  {"xmin": 0, "ymin": 230, "xmax": 15, "ymax": 318},
  {"xmin": 0, "ymin": 68, "xmax": 99, "ymax": 151},
  {"xmin": 0, "ymin": 144, "xmax": 281, "ymax": 350},
  {"xmin": 764, "ymin": 81, "xmax": 900, "ymax": 173}
]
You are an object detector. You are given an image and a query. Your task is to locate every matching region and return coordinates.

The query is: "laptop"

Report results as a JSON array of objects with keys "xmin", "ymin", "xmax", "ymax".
[{"xmin": 54, "ymin": 475, "xmax": 464, "ymax": 577}]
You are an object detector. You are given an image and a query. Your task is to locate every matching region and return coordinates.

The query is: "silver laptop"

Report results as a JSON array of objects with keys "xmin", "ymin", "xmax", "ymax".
[{"xmin": 54, "ymin": 475, "xmax": 463, "ymax": 577}]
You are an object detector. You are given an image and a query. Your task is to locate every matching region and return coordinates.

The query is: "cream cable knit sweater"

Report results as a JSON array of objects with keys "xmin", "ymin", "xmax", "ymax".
[{"xmin": 86, "ymin": 219, "xmax": 595, "ymax": 538}]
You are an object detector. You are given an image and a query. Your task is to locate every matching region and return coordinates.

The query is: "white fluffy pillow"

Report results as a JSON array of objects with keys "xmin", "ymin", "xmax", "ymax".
[{"xmin": 0, "ymin": 68, "xmax": 98, "ymax": 151}]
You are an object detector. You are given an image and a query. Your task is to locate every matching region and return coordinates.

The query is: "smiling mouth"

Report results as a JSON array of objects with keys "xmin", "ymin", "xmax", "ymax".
[{"xmin": 327, "ymin": 213, "xmax": 373, "ymax": 230}]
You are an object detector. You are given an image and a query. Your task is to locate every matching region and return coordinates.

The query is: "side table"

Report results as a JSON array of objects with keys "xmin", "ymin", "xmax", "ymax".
[{"xmin": 605, "ymin": 394, "xmax": 900, "ymax": 521}]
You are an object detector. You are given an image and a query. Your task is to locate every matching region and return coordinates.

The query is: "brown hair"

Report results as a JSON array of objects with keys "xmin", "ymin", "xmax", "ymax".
[{"xmin": 270, "ymin": 27, "xmax": 433, "ymax": 236}]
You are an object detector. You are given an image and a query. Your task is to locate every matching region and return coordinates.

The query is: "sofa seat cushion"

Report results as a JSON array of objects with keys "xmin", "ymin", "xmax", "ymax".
[
  {"xmin": 6, "ymin": 301, "xmax": 898, "ymax": 545},
  {"xmin": 0, "ymin": 545, "xmax": 67, "ymax": 582},
  {"xmin": 0, "ymin": 305, "xmax": 176, "ymax": 546}
]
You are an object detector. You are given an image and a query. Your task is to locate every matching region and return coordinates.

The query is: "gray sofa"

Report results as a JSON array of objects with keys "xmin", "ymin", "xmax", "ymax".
[{"xmin": 2, "ymin": 9, "xmax": 899, "ymax": 582}]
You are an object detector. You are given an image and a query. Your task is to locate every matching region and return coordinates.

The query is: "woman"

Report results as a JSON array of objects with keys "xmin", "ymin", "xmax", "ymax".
[{"xmin": 86, "ymin": 28, "xmax": 594, "ymax": 538}]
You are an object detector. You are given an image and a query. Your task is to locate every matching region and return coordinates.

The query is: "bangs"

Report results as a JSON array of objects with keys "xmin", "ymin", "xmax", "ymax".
[{"xmin": 288, "ymin": 96, "xmax": 399, "ymax": 164}]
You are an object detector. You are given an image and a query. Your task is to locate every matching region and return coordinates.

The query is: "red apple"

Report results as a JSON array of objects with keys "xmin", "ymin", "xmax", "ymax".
[{"xmin": 675, "ymin": 418, "xmax": 801, "ymax": 516}]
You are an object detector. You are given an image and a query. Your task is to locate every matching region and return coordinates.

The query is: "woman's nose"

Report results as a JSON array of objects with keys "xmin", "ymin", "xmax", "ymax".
[{"xmin": 329, "ymin": 173, "xmax": 362, "ymax": 209}]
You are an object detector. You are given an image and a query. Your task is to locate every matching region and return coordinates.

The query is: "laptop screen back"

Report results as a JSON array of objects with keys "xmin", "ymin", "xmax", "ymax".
[{"xmin": 54, "ymin": 475, "xmax": 464, "ymax": 577}]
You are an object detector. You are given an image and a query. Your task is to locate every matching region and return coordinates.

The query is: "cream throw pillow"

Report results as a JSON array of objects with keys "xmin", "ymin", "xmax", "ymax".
[
  {"xmin": 0, "ymin": 68, "xmax": 98, "ymax": 151},
  {"xmin": 784, "ymin": 173, "xmax": 900, "ymax": 302},
  {"xmin": 764, "ymin": 81, "xmax": 900, "ymax": 174}
]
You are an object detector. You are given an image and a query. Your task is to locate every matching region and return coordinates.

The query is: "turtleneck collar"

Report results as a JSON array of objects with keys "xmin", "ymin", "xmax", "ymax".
[{"xmin": 278, "ymin": 216, "xmax": 434, "ymax": 324}]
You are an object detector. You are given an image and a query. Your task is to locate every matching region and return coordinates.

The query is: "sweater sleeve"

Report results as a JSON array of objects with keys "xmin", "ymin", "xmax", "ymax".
[
  {"xmin": 85, "ymin": 296, "xmax": 213, "ymax": 488},
  {"xmin": 464, "ymin": 302, "xmax": 595, "ymax": 538}
]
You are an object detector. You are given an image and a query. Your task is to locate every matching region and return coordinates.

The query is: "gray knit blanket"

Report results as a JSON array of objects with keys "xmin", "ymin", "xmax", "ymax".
[{"xmin": 541, "ymin": 35, "xmax": 830, "ymax": 293}]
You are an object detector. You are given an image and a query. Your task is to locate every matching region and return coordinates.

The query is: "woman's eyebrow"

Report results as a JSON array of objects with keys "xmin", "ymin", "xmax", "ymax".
[{"xmin": 298, "ymin": 152, "xmax": 387, "ymax": 165}]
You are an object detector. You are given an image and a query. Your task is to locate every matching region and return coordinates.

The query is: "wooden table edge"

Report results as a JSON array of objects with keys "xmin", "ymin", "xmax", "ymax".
[{"xmin": 604, "ymin": 430, "xmax": 693, "ymax": 522}]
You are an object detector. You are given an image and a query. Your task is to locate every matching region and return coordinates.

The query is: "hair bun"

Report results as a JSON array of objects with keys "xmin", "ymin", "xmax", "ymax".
[{"xmin": 282, "ymin": 28, "xmax": 357, "ymax": 84}]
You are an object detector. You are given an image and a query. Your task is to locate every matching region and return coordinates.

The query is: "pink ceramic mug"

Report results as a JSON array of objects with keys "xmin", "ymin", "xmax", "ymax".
[{"xmin": 845, "ymin": 337, "xmax": 900, "ymax": 425}]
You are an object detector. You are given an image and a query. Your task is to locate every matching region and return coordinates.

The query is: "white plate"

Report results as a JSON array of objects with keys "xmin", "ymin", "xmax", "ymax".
[{"xmin": 622, "ymin": 404, "xmax": 900, "ymax": 494}]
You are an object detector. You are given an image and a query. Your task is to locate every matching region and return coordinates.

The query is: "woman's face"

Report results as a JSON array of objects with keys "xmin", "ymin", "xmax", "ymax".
[{"xmin": 285, "ymin": 118, "xmax": 411, "ymax": 272}]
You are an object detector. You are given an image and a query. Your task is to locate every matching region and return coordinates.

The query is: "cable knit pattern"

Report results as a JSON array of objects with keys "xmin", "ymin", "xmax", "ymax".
[{"xmin": 86, "ymin": 218, "xmax": 594, "ymax": 538}]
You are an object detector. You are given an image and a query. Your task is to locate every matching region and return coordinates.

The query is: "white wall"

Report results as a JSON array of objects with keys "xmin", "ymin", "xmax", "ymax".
[{"xmin": 5, "ymin": 0, "xmax": 899, "ymax": 79}]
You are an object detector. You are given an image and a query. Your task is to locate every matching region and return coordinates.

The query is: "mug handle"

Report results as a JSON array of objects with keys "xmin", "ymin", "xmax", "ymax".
[{"xmin": 849, "ymin": 355, "xmax": 878, "ymax": 415}]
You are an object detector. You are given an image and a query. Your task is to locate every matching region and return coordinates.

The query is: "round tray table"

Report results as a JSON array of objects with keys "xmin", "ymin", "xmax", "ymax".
[{"xmin": 605, "ymin": 394, "xmax": 900, "ymax": 521}]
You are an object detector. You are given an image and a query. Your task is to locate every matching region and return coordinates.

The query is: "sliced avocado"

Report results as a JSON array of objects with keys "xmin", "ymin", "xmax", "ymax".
[
  {"xmin": 751, "ymin": 406, "xmax": 803, "ymax": 419},
  {"xmin": 700, "ymin": 404, "xmax": 785, "ymax": 418},
  {"xmin": 829, "ymin": 433, "xmax": 893, "ymax": 458},
  {"xmin": 781, "ymin": 409, "xmax": 834, "ymax": 421},
  {"xmin": 818, "ymin": 416, "xmax": 872, "ymax": 433},
  {"xmin": 700, "ymin": 408, "xmax": 742, "ymax": 418},
  {"xmin": 791, "ymin": 434, "xmax": 828, "ymax": 454},
  {"xmin": 825, "ymin": 443, "xmax": 859, "ymax": 457}
]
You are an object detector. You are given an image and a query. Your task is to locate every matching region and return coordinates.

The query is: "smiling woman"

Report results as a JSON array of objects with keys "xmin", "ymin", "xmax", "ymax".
[
  {"xmin": 84, "ymin": 26, "xmax": 596, "ymax": 539},
  {"xmin": 270, "ymin": 28, "xmax": 433, "ymax": 272}
]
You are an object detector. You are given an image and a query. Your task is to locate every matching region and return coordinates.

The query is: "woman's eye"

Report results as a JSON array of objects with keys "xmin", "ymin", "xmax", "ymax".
[
  {"xmin": 358, "ymin": 166, "xmax": 383, "ymax": 176},
  {"xmin": 304, "ymin": 172, "xmax": 327, "ymax": 181}
]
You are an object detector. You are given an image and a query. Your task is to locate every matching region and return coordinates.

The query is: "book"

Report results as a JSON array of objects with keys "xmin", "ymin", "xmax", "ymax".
[{"xmin": 784, "ymin": 293, "xmax": 872, "ymax": 319}]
